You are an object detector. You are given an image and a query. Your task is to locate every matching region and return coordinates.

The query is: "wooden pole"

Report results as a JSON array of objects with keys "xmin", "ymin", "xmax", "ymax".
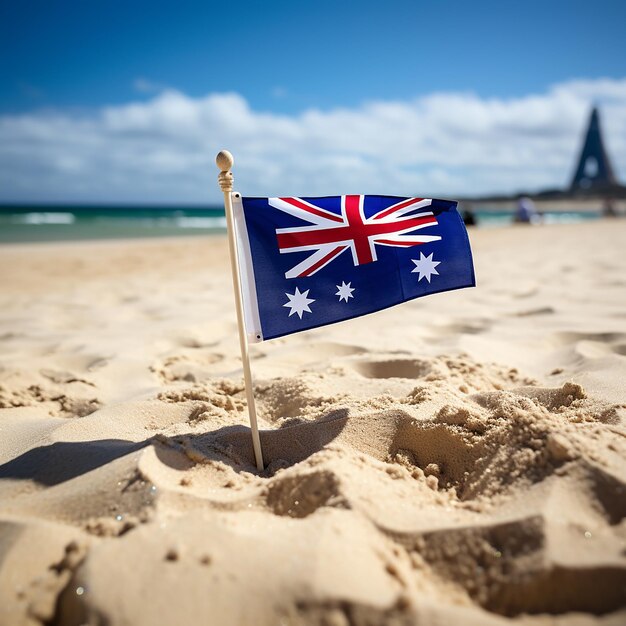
[{"xmin": 216, "ymin": 150, "xmax": 264, "ymax": 471}]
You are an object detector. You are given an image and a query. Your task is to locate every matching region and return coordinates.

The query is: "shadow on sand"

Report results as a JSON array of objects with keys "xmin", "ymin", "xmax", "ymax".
[
  {"xmin": 0, "ymin": 438, "xmax": 149, "ymax": 486},
  {"xmin": 0, "ymin": 408, "xmax": 351, "ymax": 485}
]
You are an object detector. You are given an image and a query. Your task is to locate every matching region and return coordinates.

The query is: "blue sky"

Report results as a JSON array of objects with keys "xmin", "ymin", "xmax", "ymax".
[
  {"xmin": 1, "ymin": 0, "xmax": 625, "ymax": 202},
  {"xmin": 3, "ymin": 0, "xmax": 626, "ymax": 112}
]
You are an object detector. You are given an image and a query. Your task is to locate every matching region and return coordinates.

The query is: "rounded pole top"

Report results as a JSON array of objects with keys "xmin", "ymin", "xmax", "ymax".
[{"xmin": 216, "ymin": 150, "xmax": 234, "ymax": 172}]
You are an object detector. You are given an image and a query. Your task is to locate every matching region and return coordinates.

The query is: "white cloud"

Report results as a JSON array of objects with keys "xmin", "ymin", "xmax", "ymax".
[{"xmin": 1, "ymin": 77, "xmax": 625, "ymax": 203}]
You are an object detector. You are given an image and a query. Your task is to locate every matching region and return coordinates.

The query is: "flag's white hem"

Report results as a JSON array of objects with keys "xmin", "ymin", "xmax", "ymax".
[{"xmin": 231, "ymin": 193, "xmax": 263, "ymax": 343}]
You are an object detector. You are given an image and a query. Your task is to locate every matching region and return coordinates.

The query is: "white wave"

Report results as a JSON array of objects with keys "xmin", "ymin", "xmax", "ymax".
[
  {"xmin": 14, "ymin": 212, "xmax": 76, "ymax": 225},
  {"xmin": 174, "ymin": 216, "xmax": 227, "ymax": 229}
]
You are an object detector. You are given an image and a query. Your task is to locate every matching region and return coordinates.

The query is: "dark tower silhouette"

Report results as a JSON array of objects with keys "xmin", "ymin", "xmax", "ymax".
[{"xmin": 570, "ymin": 107, "xmax": 617, "ymax": 192}]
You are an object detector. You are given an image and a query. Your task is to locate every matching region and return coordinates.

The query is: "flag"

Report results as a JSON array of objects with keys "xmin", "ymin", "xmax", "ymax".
[{"xmin": 232, "ymin": 194, "xmax": 475, "ymax": 342}]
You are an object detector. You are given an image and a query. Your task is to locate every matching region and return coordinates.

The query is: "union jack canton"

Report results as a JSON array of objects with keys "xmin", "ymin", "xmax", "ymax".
[{"xmin": 232, "ymin": 194, "xmax": 475, "ymax": 341}]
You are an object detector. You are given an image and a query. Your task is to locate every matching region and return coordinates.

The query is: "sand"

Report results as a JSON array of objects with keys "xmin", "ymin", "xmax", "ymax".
[{"xmin": 0, "ymin": 221, "xmax": 625, "ymax": 626}]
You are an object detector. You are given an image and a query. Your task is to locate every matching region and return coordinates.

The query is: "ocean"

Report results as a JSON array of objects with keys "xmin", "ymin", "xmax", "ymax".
[{"xmin": 0, "ymin": 205, "xmax": 601, "ymax": 244}]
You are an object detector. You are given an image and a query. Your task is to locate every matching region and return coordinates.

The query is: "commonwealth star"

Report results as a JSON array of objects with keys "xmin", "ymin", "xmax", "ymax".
[
  {"xmin": 411, "ymin": 252, "xmax": 441, "ymax": 283},
  {"xmin": 283, "ymin": 287, "xmax": 315, "ymax": 319}
]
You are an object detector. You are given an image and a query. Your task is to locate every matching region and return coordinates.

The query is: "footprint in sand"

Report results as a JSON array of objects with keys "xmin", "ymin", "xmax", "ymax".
[
  {"xmin": 552, "ymin": 331, "xmax": 626, "ymax": 359},
  {"xmin": 347, "ymin": 358, "xmax": 432, "ymax": 380}
]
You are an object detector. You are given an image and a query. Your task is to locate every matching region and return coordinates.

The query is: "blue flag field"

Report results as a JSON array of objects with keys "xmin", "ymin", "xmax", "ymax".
[{"xmin": 232, "ymin": 194, "xmax": 475, "ymax": 342}]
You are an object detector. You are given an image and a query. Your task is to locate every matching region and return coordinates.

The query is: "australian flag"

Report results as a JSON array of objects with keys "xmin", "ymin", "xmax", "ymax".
[{"xmin": 232, "ymin": 194, "xmax": 475, "ymax": 342}]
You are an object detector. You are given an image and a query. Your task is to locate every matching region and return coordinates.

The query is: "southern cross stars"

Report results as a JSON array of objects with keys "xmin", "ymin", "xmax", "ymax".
[
  {"xmin": 283, "ymin": 252, "xmax": 443, "ymax": 322},
  {"xmin": 411, "ymin": 252, "xmax": 441, "ymax": 283},
  {"xmin": 283, "ymin": 287, "xmax": 315, "ymax": 319},
  {"xmin": 284, "ymin": 281, "xmax": 357, "ymax": 318},
  {"xmin": 335, "ymin": 281, "xmax": 355, "ymax": 302}
]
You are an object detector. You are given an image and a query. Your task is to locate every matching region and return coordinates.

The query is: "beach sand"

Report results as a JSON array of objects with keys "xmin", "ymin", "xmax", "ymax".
[{"xmin": 0, "ymin": 221, "xmax": 625, "ymax": 625}]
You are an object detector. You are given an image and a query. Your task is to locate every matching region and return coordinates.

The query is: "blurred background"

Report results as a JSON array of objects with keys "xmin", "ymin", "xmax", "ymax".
[{"xmin": 1, "ymin": 0, "xmax": 625, "ymax": 241}]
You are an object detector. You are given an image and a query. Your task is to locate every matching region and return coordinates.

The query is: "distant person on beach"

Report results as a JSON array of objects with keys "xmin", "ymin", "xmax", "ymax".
[
  {"xmin": 602, "ymin": 198, "xmax": 617, "ymax": 218},
  {"xmin": 514, "ymin": 197, "xmax": 540, "ymax": 224},
  {"xmin": 458, "ymin": 202, "xmax": 476, "ymax": 226},
  {"xmin": 462, "ymin": 209, "xmax": 476, "ymax": 226}
]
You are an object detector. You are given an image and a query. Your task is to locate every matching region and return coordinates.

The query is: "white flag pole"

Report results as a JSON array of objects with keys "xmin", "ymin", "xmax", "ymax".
[{"xmin": 216, "ymin": 150, "xmax": 265, "ymax": 471}]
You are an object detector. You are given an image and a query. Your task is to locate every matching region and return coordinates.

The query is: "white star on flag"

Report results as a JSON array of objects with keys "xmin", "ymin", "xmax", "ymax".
[
  {"xmin": 283, "ymin": 287, "xmax": 315, "ymax": 319},
  {"xmin": 411, "ymin": 252, "xmax": 441, "ymax": 283},
  {"xmin": 335, "ymin": 281, "xmax": 355, "ymax": 302}
]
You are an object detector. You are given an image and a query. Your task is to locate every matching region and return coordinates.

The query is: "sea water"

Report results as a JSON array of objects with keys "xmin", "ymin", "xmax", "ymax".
[
  {"xmin": 0, "ymin": 205, "xmax": 601, "ymax": 244},
  {"xmin": 0, "ymin": 206, "xmax": 227, "ymax": 243}
]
